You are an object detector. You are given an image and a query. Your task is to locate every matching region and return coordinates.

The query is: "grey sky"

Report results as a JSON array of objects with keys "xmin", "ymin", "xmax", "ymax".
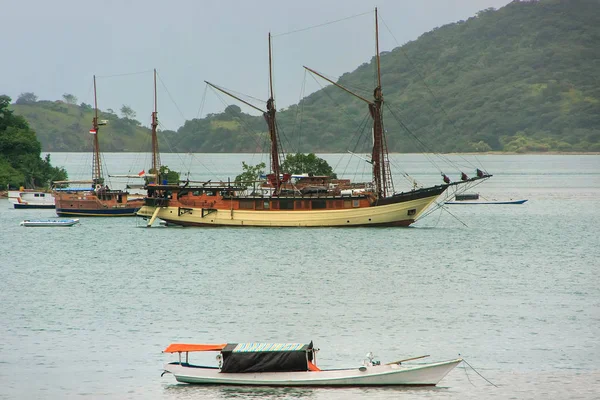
[{"xmin": 2, "ymin": 0, "xmax": 511, "ymax": 131}]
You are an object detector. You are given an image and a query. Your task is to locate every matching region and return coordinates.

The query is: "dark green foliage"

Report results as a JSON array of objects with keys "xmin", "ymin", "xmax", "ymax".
[
  {"xmin": 234, "ymin": 161, "xmax": 266, "ymax": 185},
  {"xmin": 0, "ymin": 95, "xmax": 68, "ymax": 188},
  {"xmin": 281, "ymin": 153, "xmax": 337, "ymax": 178},
  {"xmin": 15, "ymin": 92, "xmax": 38, "ymax": 104},
  {"xmin": 148, "ymin": 165, "xmax": 180, "ymax": 184}
]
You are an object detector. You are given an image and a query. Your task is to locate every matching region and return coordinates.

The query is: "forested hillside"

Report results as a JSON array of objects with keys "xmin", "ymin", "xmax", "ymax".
[
  {"xmin": 165, "ymin": 0, "xmax": 600, "ymax": 153},
  {"xmin": 11, "ymin": 100, "xmax": 153, "ymax": 152},
  {"xmin": 10, "ymin": 0, "xmax": 600, "ymax": 153},
  {"xmin": 0, "ymin": 96, "xmax": 67, "ymax": 189}
]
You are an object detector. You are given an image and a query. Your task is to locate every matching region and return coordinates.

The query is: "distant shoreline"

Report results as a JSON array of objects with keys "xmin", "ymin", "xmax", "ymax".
[{"xmin": 41, "ymin": 151, "xmax": 600, "ymax": 155}]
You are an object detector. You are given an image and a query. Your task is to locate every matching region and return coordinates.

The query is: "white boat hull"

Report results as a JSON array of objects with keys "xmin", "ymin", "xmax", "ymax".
[
  {"xmin": 20, "ymin": 219, "xmax": 79, "ymax": 227},
  {"xmin": 164, "ymin": 358, "xmax": 462, "ymax": 386}
]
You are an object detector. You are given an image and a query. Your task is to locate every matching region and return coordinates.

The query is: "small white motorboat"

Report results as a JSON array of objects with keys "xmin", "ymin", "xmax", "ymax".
[
  {"xmin": 162, "ymin": 342, "xmax": 462, "ymax": 386},
  {"xmin": 8, "ymin": 189, "xmax": 55, "ymax": 209},
  {"xmin": 20, "ymin": 219, "xmax": 80, "ymax": 227}
]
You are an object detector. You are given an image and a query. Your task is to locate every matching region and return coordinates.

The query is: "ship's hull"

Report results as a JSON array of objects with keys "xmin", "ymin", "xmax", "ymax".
[
  {"xmin": 138, "ymin": 188, "xmax": 444, "ymax": 227},
  {"xmin": 56, "ymin": 207, "xmax": 140, "ymax": 217},
  {"xmin": 14, "ymin": 204, "xmax": 56, "ymax": 209},
  {"xmin": 54, "ymin": 191, "xmax": 144, "ymax": 217},
  {"xmin": 164, "ymin": 359, "xmax": 462, "ymax": 386}
]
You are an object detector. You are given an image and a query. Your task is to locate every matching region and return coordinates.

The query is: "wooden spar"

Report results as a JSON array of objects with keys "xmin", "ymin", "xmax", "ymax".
[
  {"xmin": 266, "ymin": 32, "xmax": 281, "ymax": 193},
  {"xmin": 375, "ymin": 7, "xmax": 382, "ymax": 89},
  {"xmin": 303, "ymin": 66, "xmax": 372, "ymax": 105},
  {"xmin": 205, "ymin": 81, "xmax": 264, "ymax": 113},
  {"xmin": 151, "ymin": 69, "xmax": 160, "ymax": 185},
  {"xmin": 385, "ymin": 355, "xmax": 430, "ymax": 365},
  {"xmin": 91, "ymin": 75, "xmax": 102, "ymax": 189}
]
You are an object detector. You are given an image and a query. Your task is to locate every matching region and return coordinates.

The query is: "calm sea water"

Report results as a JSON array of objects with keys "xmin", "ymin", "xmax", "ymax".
[{"xmin": 1, "ymin": 153, "xmax": 599, "ymax": 399}]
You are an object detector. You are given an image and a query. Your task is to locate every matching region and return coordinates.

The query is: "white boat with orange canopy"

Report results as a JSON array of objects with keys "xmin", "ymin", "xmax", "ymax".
[{"xmin": 162, "ymin": 342, "xmax": 462, "ymax": 386}]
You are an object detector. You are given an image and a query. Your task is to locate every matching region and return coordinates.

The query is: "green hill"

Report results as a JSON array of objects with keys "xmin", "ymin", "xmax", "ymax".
[
  {"xmin": 10, "ymin": 0, "xmax": 600, "ymax": 153},
  {"xmin": 165, "ymin": 0, "xmax": 600, "ymax": 153},
  {"xmin": 11, "ymin": 101, "xmax": 153, "ymax": 152}
]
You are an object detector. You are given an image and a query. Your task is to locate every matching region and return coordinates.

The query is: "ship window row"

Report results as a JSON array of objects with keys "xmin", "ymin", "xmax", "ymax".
[{"xmin": 238, "ymin": 199, "xmax": 361, "ymax": 210}]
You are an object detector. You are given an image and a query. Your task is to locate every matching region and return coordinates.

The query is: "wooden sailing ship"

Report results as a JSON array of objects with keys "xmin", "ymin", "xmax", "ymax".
[
  {"xmin": 53, "ymin": 76, "xmax": 145, "ymax": 217},
  {"xmin": 137, "ymin": 10, "xmax": 490, "ymax": 227}
]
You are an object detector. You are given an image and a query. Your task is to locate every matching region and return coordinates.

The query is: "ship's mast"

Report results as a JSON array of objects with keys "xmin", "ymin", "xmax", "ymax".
[
  {"xmin": 151, "ymin": 69, "xmax": 161, "ymax": 185},
  {"xmin": 303, "ymin": 8, "xmax": 394, "ymax": 199},
  {"xmin": 370, "ymin": 7, "xmax": 394, "ymax": 198},
  {"xmin": 91, "ymin": 75, "xmax": 103, "ymax": 189},
  {"xmin": 265, "ymin": 32, "xmax": 282, "ymax": 192}
]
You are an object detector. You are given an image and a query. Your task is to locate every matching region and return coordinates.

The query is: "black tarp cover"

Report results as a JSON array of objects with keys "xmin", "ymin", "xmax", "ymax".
[{"xmin": 220, "ymin": 342, "xmax": 313, "ymax": 373}]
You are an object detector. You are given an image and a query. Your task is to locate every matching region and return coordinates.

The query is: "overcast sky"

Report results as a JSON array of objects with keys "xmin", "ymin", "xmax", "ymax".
[{"xmin": 2, "ymin": 0, "xmax": 511, "ymax": 131}]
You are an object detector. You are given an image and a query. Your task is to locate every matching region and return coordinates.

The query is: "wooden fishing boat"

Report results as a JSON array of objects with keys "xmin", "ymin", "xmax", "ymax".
[
  {"xmin": 137, "ymin": 10, "xmax": 490, "ymax": 227},
  {"xmin": 8, "ymin": 189, "xmax": 55, "ymax": 209},
  {"xmin": 52, "ymin": 76, "xmax": 144, "ymax": 217},
  {"xmin": 20, "ymin": 218, "xmax": 79, "ymax": 227},
  {"xmin": 162, "ymin": 342, "xmax": 462, "ymax": 386}
]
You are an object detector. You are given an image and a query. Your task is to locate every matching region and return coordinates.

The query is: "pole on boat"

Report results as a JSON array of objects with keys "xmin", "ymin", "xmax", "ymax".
[
  {"xmin": 91, "ymin": 75, "xmax": 102, "ymax": 190},
  {"xmin": 151, "ymin": 68, "xmax": 160, "ymax": 186},
  {"xmin": 385, "ymin": 354, "xmax": 430, "ymax": 365}
]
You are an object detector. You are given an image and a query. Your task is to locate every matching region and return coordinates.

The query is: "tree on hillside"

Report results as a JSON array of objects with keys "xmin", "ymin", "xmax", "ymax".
[
  {"xmin": 120, "ymin": 105, "xmax": 136, "ymax": 119},
  {"xmin": 0, "ymin": 95, "xmax": 68, "ymax": 188},
  {"xmin": 62, "ymin": 93, "xmax": 78, "ymax": 104},
  {"xmin": 281, "ymin": 153, "xmax": 337, "ymax": 178},
  {"xmin": 235, "ymin": 161, "xmax": 266, "ymax": 185},
  {"xmin": 225, "ymin": 104, "xmax": 242, "ymax": 115},
  {"xmin": 15, "ymin": 92, "xmax": 38, "ymax": 104}
]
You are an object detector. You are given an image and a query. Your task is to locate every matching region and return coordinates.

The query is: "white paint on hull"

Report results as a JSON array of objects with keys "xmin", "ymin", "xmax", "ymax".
[{"xmin": 165, "ymin": 358, "xmax": 462, "ymax": 386}]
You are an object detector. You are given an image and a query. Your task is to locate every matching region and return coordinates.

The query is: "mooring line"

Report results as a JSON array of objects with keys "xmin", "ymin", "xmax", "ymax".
[{"xmin": 461, "ymin": 357, "xmax": 498, "ymax": 387}]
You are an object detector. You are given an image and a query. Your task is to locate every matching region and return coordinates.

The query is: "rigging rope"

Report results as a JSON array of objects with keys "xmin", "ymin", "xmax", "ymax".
[
  {"xmin": 272, "ymin": 11, "xmax": 372, "ymax": 38},
  {"xmin": 379, "ymin": 15, "xmax": 487, "ymax": 172}
]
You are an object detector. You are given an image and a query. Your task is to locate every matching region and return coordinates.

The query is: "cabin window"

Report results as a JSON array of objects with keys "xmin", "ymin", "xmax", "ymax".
[
  {"xmin": 407, "ymin": 209, "xmax": 416, "ymax": 216},
  {"xmin": 311, "ymin": 200, "xmax": 326, "ymax": 209},
  {"xmin": 117, "ymin": 194, "xmax": 123, "ymax": 203},
  {"xmin": 206, "ymin": 190, "xmax": 215, "ymax": 196},
  {"xmin": 344, "ymin": 200, "xmax": 352, "ymax": 208},
  {"xmin": 263, "ymin": 201, "xmax": 270, "ymax": 210},
  {"xmin": 255, "ymin": 200, "xmax": 264, "ymax": 209},
  {"xmin": 280, "ymin": 199, "xmax": 294, "ymax": 210},
  {"xmin": 192, "ymin": 190, "xmax": 202, "ymax": 196},
  {"xmin": 240, "ymin": 200, "xmax": 254, "ymax": 209},
  {"xmin": 353, "ymin": 200, "xmax": 360, "ymax": 208}
]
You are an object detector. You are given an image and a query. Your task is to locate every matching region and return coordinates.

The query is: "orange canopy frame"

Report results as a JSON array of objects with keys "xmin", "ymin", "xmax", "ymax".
[{"xmin": 163, "ymin": 343, "xmax": 227, "ymax": 353}]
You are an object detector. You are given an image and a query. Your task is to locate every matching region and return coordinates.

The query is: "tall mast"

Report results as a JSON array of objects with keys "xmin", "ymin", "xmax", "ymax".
[
  {"xmin": 265, "ymin": 32, "xmax": 281, "ymax": 193},
  {"xmin": 370, "ymin": 7, "xmax": 393, "ymax": 198},
  {"xmin": 91, "ymin": 75, "xmax": 103, "ymax": 189},
  {"xmin": 151, "ymin": 69, "xmax": 161, "ymax": 185}
]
